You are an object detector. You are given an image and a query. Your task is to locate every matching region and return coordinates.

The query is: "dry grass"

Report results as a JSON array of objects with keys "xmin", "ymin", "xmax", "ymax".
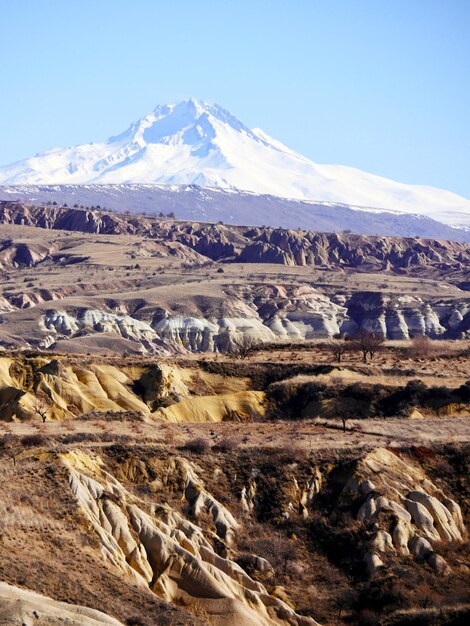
[{"xmin": 3, "ymin": 412, "xmax": 469, "ymax": 458}]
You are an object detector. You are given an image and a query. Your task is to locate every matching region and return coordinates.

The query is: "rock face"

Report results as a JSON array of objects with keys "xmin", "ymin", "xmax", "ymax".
[
  {"xmin": 2, "ymin": 202, "xmax": 470, "ymax": 271},
  {"xmin": 3, "ymin": 202, "xmax": 470, "ymax": 354},
  {"xmin": 58, "ymin": 445, "xmax": 466, "ymax": 619},
  {"xmin": 33, "ymin": 287, "xmax": 470, "ymax": 354},
  {"xmin": 344, "ymin": 292, "xmax": 470, "ymax": 339},
  {"xmin": 240, "ymin": 465, "xmax": 323, "ymax": 523},
  {"xmin": 0, "ymin": 239, "xmax": 56, "ymax": 270},
  {"xmin": 342, "ymin": 448, "xmax": 466, "ymax": 576},
  {"xmin": 42, "ymin": 309, "xmax": 171, "ymax": 353},
  {"xmin": 2, "ymin": 179, "xmax": 470, "ymax": 239},
  {"xmin": 62, "ymin": 450, "xmax": 319, "ymax": 626},
  {"xmin": 3, "ymin": 281, "xmax": 470, "ymax": 354},
  {"xmin": 0, "ymin": 582, "xmax": 123, "ymax": 625},
  {"xmin": 0, "ymin": 356, "xmax": 266, "ymax": 423},
  {"xmin": 3, "ymin": 284, "xmax": 470, "ymax": 355},
  {"xmin": 153, "ymin": 312, "xmax": 276, "ymax": 352}
]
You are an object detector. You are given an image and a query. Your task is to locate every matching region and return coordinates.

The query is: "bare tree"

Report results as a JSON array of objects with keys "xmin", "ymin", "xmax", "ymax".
[
  {"xmin": 227, "ymin": 335, "xmax": 261, "ymax": 359},
  {"xmin": 245, "ymin": 530, "xmax": 297, "ymax": 578},
  {"xmin": 349, "ymin": 329, "xmax": 385, "ymax": 363},
  {"xmin": 33, "ymin": 398, "xmax": 49, "ymax": 423},
  {"xmin": 331, "ymin": 397, "xmax": 355, "ymax": 432},
  {"xmin": 0, "ymin": 435, "xmax": 20, "ymax": 465},
  {"xmin": 325, "ymin": 334, "xmax": 349, "ymax": 363}
]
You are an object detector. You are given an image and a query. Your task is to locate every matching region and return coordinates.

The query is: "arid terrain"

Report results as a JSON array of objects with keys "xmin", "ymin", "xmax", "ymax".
[
  {"xmin": 2, "ymin": 201, "xmax": 470, "ymax": 356},
  {"xmin": 0, "ymin": 203, "xmax": 469, "ymax": 625}
]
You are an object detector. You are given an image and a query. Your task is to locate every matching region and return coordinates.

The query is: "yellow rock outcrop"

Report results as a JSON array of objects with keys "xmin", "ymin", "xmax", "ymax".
[{"xmin": 0, "ymin": 356, "xmax": 264, "ymax": 424}]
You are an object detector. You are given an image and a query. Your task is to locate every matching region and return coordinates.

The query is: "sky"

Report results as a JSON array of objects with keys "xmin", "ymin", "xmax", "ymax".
[{"xmin": 0, "ymin": 0, "xmax": 469, "ymax": 197}]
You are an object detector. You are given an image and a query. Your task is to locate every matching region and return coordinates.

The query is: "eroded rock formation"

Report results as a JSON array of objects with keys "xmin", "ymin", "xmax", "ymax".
[
  {"xmin": 62, "ymin": 450, "xmax": 319, "ymax": 626},
  {"xmin": 342, "ymin": 448, "xmax": 466, "ymax": 576},
  {"xmin": 0, "ymin": 356, "xmax": 266, "ymax": 423},
  {"xmin": 0, "ymin": 583, "xmax": 124, "ymax": 625},
  {"xmin": 33, "ymin": 287, "xmax": 470, "ymax": 354},
  {"xmin": 2, "ymin": 201, "xmax": 470, "ymax": 272}
]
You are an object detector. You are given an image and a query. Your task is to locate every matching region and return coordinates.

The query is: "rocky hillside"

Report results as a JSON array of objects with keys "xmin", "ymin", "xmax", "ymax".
[
  {"xmin": 3, "ymin": 354, "xmax": 470, "ymax": 424},
  {"xmin": 0, "ymin": 348, "xmax": 469, "ymax": 625},
  {"xmin": 2, "ymin": 201, "xmax": 470, "ymax": 272},
  {"xmin": 1, "ymin": 425, "xmax": 468, "ymax": 625},
  {"xmin": 2, "ymin": 278, "xmax": 470, "ymax": 354},
  {"xmin": 2, "ymin": 202, "xmax": 470, "ymax": 355},
  {"xmin": 0, "ymin": 583, "xmax": 125, "ymax": 626},
  {"xmin": 0, "ymin": 356, "xmax": 266, "ymax": 423},
  {"xmin": 3, "ymin": 184, "xmax": 469, "ymax": 241}
]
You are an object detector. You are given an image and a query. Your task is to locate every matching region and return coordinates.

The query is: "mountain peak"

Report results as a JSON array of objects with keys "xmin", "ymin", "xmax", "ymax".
[
  {"xmin": 151, "ymin": 98, "xmax": 253, "ymax": 135},
  {"xmin": 154, "ymin": 97, "xmax": 210, "ymax": 115},
  {"xmin": 109, "ymin": 98, "xmax": 255, "ymax": 151}
]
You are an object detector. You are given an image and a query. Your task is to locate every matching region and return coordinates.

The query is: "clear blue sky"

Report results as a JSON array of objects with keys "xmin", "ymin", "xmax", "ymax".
[{"xmin": 1, "ymin": 0, "xmax": 469, "ymax": 197}]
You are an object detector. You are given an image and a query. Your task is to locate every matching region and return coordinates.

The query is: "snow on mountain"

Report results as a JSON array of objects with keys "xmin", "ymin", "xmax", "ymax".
[{"xmin": 1, "ymin": 98, "xmax": 469, "ymax": 228}]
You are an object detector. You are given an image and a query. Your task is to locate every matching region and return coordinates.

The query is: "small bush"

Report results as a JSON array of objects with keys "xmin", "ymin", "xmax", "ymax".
[
  {"xmin": 456, "ymin": 380, "xmax": 470, "ymax": 401},
  {"xmin": 20, "ymin": 434, "xmax": 48, "ymax": 447},
  {"xmin": 409, "ymin": 445, "xmax": 436, "ymax": 461},
  {"xmin": 409, "ymin": 335, "xmax": 436, "ymax": 358},
  {"xmin": 182, "ymin": 437, "xmax": 211, "ymax": 454},
  {"xmin": 213, "ymin": 438, "xmax": 238, "ymax": 453},
  {"xmin": 61, "ymin": 432, "xmax": 100, "ymax": 444}
]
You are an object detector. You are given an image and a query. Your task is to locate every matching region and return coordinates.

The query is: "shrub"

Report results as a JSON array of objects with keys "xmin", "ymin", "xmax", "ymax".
[
  {"xmin": 20, "ymin": 434, "xmax": 48, "ymax": 447},
  {"xmin": 226, "ymin": 335, "xmax": 261, "ymax": 359},
  {"xmin": 60, "ymin": 432, "xmax": 100, "ymax": 444},
  {"xmin": 125, "ymin": 618, "xmax": 150, "ymax": 626},
  {"xmin": 377, "ymin": 379, "xmax": 427, "ymax": 417},
  {"xmin": 456, "ymin": 380, "xmax": 470, "ymax": 401},
  {"xmin": 348, "ymin": 329, "xmax": 385, "ymax": 362},
  {"xmin": 423, "ymin": 385, "xmax": 454, "ymax": 406},
  {"xmin": 182, "ymin": 437, "xmax": 211, "ymax": 454},
  {"xmin": 213, "ymin": 438, "xmax": 238, "ymax": 453},
  {"xmin": 355, "ymin": 609, "xmax": 379, "ymax": 626},
  {"xmin": 409, "ymin": 335, "xmax": 435, "ymax": 357},
  {"xmin": 409, "ymin": 445, "xmax": 436, "ymax": 461}
]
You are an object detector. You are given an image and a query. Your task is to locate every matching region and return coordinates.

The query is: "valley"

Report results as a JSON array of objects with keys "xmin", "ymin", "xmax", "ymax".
[
  {"xmin": 2, "ymin": 1, "xmax": 469, "ymax": 624},
  {"xmin": 0, "ymin": 202, "xmax": 469, "ymax": 625},
  {"xmin": 1, "ymin": 348, "xmax": 469, "ymax": 625}
]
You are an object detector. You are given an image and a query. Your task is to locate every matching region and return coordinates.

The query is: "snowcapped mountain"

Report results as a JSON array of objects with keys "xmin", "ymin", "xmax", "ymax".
[{"xmin": 1, "ymin": 98, "xmax": 469, "ymax": 228}]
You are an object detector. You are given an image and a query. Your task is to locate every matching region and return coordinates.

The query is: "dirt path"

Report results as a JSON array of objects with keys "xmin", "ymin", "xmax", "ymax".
[{"xmin": 2, "ymin": 415, "xmax": 469, "ymax": 454}]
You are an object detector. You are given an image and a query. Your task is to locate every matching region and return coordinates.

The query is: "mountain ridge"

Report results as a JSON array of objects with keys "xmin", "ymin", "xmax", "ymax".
[
  {"xmin": 1, "ymin": 184, "xmax": 469, "ymax": 242},
  {"xmin": 2, "ymin": 199, "xmax": 469, "ymax": 273}
]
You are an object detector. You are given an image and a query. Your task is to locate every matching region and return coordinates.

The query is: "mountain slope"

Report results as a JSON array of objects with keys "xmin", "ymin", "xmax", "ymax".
[{"xmin": 1, "ymin": 98, "xmax": 469, "ymax": 228}]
